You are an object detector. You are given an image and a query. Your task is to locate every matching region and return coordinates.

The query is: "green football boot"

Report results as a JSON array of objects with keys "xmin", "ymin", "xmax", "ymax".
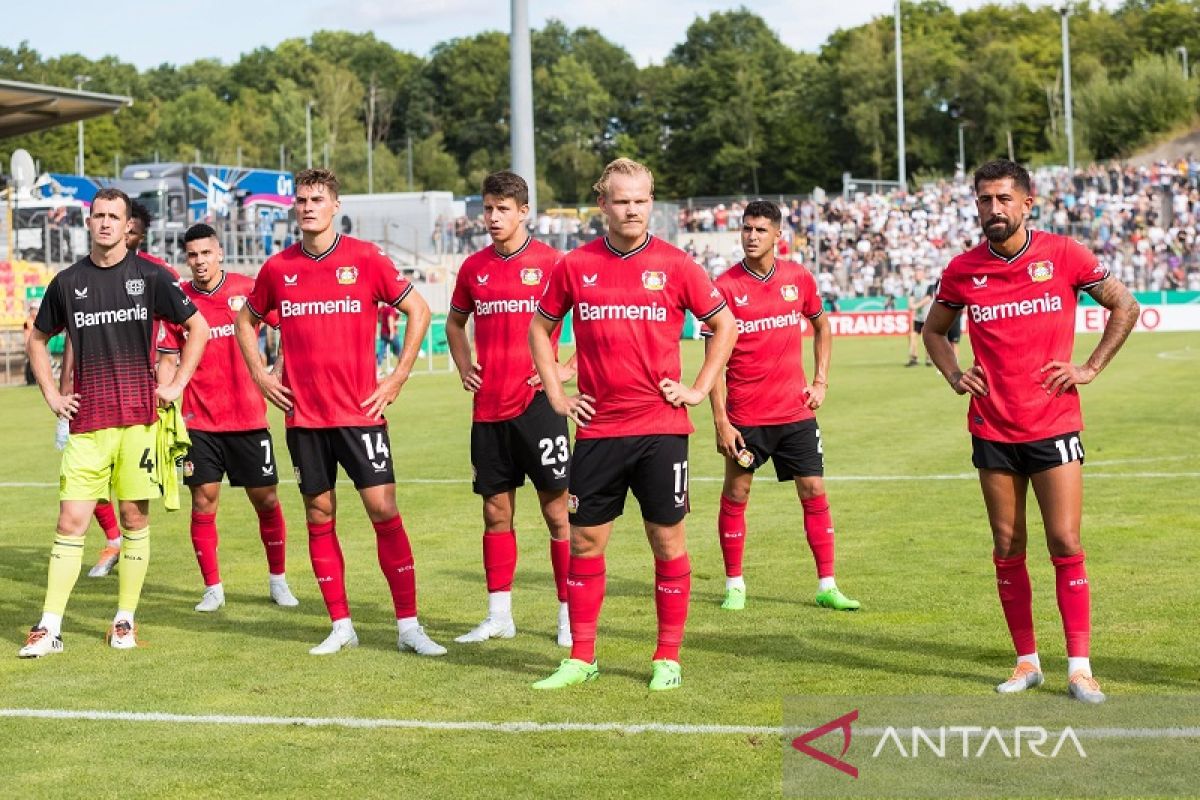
[
  {"xmin": 720, "ymin": 586, "xmax": 746, "ymax": 611},
  {"xmin": 648, "ymin": 659, "xmax": 682, "ymax": 692},
  {"xmin": 532, "ymin": 658, "xmax": 599, "ymax": 690},
  {"xmin": 815, "ymin": 586, "xmax": 861, "ymax": 611}
]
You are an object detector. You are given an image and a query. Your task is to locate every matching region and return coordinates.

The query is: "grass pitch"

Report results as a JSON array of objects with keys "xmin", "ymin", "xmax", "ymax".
[{"xmin": 1, "ymin": 332, "xmax": 1197, "ymax": 798}]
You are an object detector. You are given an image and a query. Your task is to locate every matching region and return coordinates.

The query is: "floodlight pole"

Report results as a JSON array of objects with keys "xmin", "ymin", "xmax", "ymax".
[
  {"xmin": 1178, "ymin": 46, "xmax": 1189, "ymax": 80},
  {"xmin": 75, "ymin": 75, "xmax": 91, "ymax": 175},
  {"xmin": 511, "ymin": 0, "xmax": 537, "ymax": 217},
  {"xmin": 306, "ymin": 100, "xmax": 315, "ymax": 168},
  {"xmin": 894, "ymin": 1, "xmax": 907, "ymax": 191},
  {"xmin": 1060, "ymin": 7, "xmax": 1075, "ymax": 174}
]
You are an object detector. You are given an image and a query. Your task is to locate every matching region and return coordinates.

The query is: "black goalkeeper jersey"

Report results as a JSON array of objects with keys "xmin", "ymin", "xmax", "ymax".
[{"xmin": 35, "ymin": 251, "xmax": 197, "ymax": 434}]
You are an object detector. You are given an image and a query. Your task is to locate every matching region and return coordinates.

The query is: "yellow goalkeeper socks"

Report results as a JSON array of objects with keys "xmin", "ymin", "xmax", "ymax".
[
  {"xmin": 43, "ymin": 535, "xmax": 85, "ymax": 620},
  {"xmin": 116, "ymin": 527, "xmax": 151, "ymax": 614}
]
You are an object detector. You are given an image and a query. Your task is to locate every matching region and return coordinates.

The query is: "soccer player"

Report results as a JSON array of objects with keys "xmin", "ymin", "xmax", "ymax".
[
  {"xmin": 20, "ymin": 188, "xmax": 209, "ymax": 657},
  {"xmin": 529, "ymin": 158, "xmax": 737, "ymax": 691},
  {"xmin": 923, "ymin": 159, "xmax": 1139, "ymax": 704},
  {"xmin": 906, "ymin": 266, "xmax": 933, "ymax": 367},
  {"xmin": 446, "ymin": 171, "xmax": 574, "ymax": 647},
  {"xmin": 705, "ymin": 200, "xmax": 860, "ymax": 613},
  {"xmin": 158, "ymin": 224, "xmax": 298, "ymax": 612},
  {"xmin": 234, "ymin": 168, "xmax": 445, "ymax": 657},
  {"xmin": 57, "ymin": 200, "xmax": 181, "ymax": 579}
]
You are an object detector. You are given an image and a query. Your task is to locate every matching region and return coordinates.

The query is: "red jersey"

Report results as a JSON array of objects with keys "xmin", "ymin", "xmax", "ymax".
[
  {"xmin": 537, "ymin": 235, "xmax": 725, "ymax": 439},
  {"xmin": 159, "ymin": 273, "xmax": 278, "ymax": 433},
  {"xmin": 707, "ymin": 260, "xmax": 823, "ymax": 427},
  {"xmin": 450, "ymin": 237, "xmax": 561, "ymax": 422},
  {"xmin": 936, "ymin": 230, "xmax": 1108, "ymax": 443},
  {"xmin": 246, "ymin": 234, "xmax": 414, "ymax": 429}
]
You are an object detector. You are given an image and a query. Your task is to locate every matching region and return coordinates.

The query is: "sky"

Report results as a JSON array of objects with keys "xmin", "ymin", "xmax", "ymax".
[{"xmin": 6, "ymin": 0, "xmax": 1071, "ymax": 70}]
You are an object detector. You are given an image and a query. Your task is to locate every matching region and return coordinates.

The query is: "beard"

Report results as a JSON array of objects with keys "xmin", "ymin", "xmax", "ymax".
[{"xmin": 982, "ymin": 215, "xmax": 1020, "ymax": 243}]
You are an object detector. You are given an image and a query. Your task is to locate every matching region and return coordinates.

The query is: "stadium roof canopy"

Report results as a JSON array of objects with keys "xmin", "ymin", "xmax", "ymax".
[{"xmin": 0, "ymin": 79, "xmax": 132, "ymax": 139}]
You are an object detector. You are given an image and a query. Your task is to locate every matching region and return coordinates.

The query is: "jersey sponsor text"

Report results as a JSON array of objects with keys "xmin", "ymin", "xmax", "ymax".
[
  {"xmin": 577, "ymin": 301, "xmax": 667, "ymax": 322},
  {"xmin": 73, "ymin": 305, "xmax": 148, "ymax": 328},
  {"xmin": 280, "ymin": 296, "xmax": 363, "ymax": 318},
  {"xmin": 969, "ymin": 292, "xmax": 1063, "ymax": 324}
]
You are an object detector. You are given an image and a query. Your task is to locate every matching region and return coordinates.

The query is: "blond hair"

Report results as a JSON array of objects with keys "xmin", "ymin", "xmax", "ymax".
[{"xmin": 593, "ymin": 158, "xmax": 654, "ymax": 198}]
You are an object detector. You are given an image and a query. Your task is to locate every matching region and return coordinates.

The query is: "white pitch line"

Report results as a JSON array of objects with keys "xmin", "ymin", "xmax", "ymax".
[
  {"xmin": 1, "ymin": 709, "xmax": 1197, "ymax": 739},
  {"xmin": 0, "ymin": 708, "xmax": 777, "ymax": 736},
  {"xmin": 2, "ymin": 470, "xmax": 1198, "ymax": 490}
]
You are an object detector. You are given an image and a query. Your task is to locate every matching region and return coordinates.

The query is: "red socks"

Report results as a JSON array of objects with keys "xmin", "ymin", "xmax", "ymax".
[
  {"xmin": 482, "ymin": 530, "xmax": 517, "ymax": 593},
  {"xmin": 801, "ymin": 495, "xmax": 836, "ymax": 579},
  {"xmin": 1052, "ymin": 552, "xmax": 1091, "ymax": 658},
  {"xmin": 568, "ymin": 554, "xmax": 606, "ymax": 663},
  {"xmin": 374, "ymin": 515, "xmax": 417, "ymax": 619},
  {"xmin": 549, "ymin": 537, "xmax": 570, "ymax": 603},
  {"xmin": 308, "ymin": 520, "xmax": 348, "ymax": 621},
  {"xmin": 994, "ymin": 553, "xmax": 1036, "ymax": 655},
  {"xmin": 256, "ymin": 503, "xmax": 287, "ymax": 575},
  {"xmin": 653, "ymin": 554, "xmax": 691, "ymax": 662},
  {"xmin": 94, "ymin": 503, "xmax": 120, "ymax": 541},
  {"xmin": 190, "ymin": 511, "xmax": 220, "ymax": 586},
  {"xmin": 717, "ymin": 496, "xmax": 747, "ymax": 578}
]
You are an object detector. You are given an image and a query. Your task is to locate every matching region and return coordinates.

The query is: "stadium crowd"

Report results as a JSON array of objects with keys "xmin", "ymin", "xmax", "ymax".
[{"xmin": 679, "ymin": 159, "xmax": 1200, "ymax": 303}]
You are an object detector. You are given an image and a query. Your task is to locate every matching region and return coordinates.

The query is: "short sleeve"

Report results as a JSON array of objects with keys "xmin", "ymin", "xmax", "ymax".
[
  {"xmin": 800, "ymin": 272, "xmax": 823, "ymax": 320},
  {"xmin": 1065, "ymin": 237, "xmax": 1108, "ymax": 290},
  {"xmin": 935, "ymin": 264, "xmax": 967, "ymax": 309},
  {"xmin": 246, "ymin": 262, "xmax": 276, "ymax": 320},
  {"xmin": 449, "ymin": 265, "xmax": 473, "ymax": 315},
  {"xmin": 34, "ymin": 277, "xmax": 67, "ymax": 335},
  {"xmin": 368, "ymin": 247, "xmax": 413, "ymax": 306},
  {"xmin": 151, "ymin": 269, "xmax": 197, "ymax": 326},
  {"xmin": 156, "ymin": 321, "xmax": 182, "ymax": 353},
  {"xmin": 537, "ymin": 255, "xmax": 573, "ymax": 321},
  {"xmin": 679, "ymin": 257, "xmax": 725, "ymax": 321}
]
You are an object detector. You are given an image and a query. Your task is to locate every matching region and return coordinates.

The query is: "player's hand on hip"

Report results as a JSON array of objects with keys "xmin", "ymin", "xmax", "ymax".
[
  {"xmin": 1039, "ymin": 361, "xmax": 1095, "ymax": 396},
  {"xmin": 950, "ymin": 365, "xmax": 988, "ymax": 397},
  {"xmin": 461, "ymin": 362, "xmax": 483, "ymax": 392},
  {"xmin": 714, "ymin": 420, "xmax": 745, "ymax": 459},
  {"xmin": 255, "ymin": 371, "xmax": 294, "ymax": 412},
  {"xmin": 362, "ymin": 375, "xmax": 405, "ymax": 420},
  {"xmin": 802, "ymin": 382, "xmax": 827, "ymax": 410},
  {"xmin": 551, "ymin": 392, "xmax": 595, "ymax": 427},
  {"xmin": 659, "ymin": 378, "xmax": 704, "ymax": 408},
  {"xmin": 48, "ymin": 391, "xmax": 80, "ymax": 420}
]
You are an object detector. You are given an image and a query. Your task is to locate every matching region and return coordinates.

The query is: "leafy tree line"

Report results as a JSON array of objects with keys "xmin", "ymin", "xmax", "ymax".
[{"xmin": 2, "ymin": 1, "xmax": 1198, "ymax": 202}]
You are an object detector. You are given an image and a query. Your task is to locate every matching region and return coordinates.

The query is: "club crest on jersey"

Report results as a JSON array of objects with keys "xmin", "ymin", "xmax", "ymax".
[
  {"xmin": 780, "ymin": 284, "xmax": 799, "ymax": 302},
  {"xmin": 642, "ymin": 271, "xmax": 667, "ymax": 291},
  {"xmin": 125, "ymin": 279, "xmax": 145, "ymax": 296},
  {"xmin": 1028, "ymin": 261, "xmax": 1054, "ymax": 283},
  {"xmin": 335, "ymin": 266, "xmax": 359, "ymax": 285},
  {"xmin": 228, "ymin": 295, "xmax": 246, "ymax": 311},
  {"xmin": 520, "ymin": 268, "xmax": 543, "ymax": 286}
]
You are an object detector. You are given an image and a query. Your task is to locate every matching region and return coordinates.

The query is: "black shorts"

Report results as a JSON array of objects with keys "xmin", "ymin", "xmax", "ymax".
[
  {"xmin": 947, "ymin": 313, "xmax": 962, "ymax": 343},
  {"xmin": 285, "ymin": 425, "xmax": 395, "ymax": 495},
  {"xmin": 735, "ymin": 419, "xmax": 824, "ymax": 480},
  {"xmin": 972, "ymin": 432, "xmax": 1085, "ymax": 476},
  {"xmin": 568, "ymin": 435, "xmax": 690, "ymax": 527},
  {"xmin": 471, "ymin": 392, "xmax": 570, "ymax": 496},
  {"xmin": 913, "ymin": 320, "xmax": 925, "ymax": 334},
  {"xmin": 184, "ymin": 429, "xmax": 279, "ymax": 488}
]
